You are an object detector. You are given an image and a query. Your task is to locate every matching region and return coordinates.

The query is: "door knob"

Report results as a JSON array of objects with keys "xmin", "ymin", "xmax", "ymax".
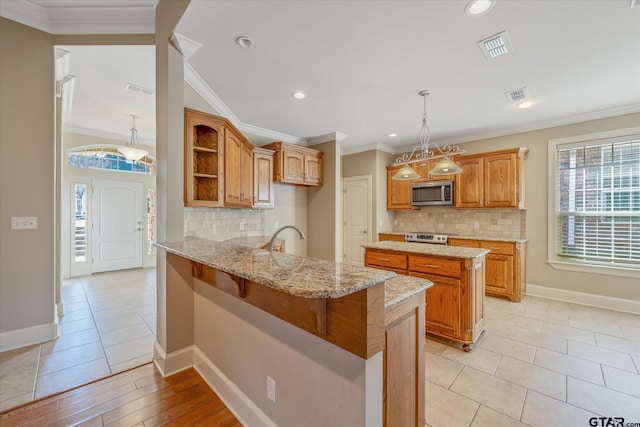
[{"xmin": 363, "ymin": 230, "xmax": 367, "ymax": 234}]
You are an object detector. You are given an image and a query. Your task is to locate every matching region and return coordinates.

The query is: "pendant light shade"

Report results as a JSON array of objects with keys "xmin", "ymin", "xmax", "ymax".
[
  {"xmin": 429, "ymin": 156, "xmax": 463, "ymax": 176},
  {"xmin": 392, "ymin": 90, "xmax": 464, "ymax": 179},
  {"xmin": 393, "ymin": 164, "xmax": 421, "ymax": 180},
  {"xmin": 118, "ymin": 115, "xmax": 148, "ymax": 161}
]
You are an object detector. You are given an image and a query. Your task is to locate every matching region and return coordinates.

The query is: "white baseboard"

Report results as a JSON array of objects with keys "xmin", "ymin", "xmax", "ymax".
[
  {"xmin": 526, "ymin": 284, "xmax": 640, "ymax": 314},
  {"xmin": 0, "ymin": 322, "xmax": 58, "ymax": 352},
  {"xmin": 153, "ymin": 341, "xmax": 194, "ymax": 377},
  {"xmin": 193, "ymin": 346, "xmax": 277, "ymax": 427}
]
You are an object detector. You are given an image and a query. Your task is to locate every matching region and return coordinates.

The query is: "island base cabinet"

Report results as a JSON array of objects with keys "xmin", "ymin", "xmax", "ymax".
[{"xmin": 384, "ymin": 291, "xmax": 425, "ymax": 427}]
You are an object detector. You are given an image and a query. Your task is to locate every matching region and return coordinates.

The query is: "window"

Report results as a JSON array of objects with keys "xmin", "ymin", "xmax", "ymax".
[
  {"xmin": 548, "ymin": 128, "xmax": 640, "ymax": 277},
  {"xmin": 147, "ymin": 188, "xmax": 156, "ymax": 256},
  {"xmin": 68, "ymin": 145, "xmax": 155, "ymax": 174}
]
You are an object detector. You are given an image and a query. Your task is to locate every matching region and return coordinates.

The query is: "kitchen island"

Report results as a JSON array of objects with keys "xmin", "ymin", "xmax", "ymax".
[
  {"xmin": 363, "ymin": 241, "xmax": 488, "ymax": 351},
  {"xmin": 156, "ymin": 237, "xmax": 431, "ymax": 426}
]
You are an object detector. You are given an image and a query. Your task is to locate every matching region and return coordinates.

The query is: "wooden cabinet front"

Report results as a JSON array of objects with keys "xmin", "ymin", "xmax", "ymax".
[
  {"xmin": 386, "ymin": 166, "xmax": 414, "ymax": 210},
  {"xmin": 263, "ymin": 142, "xmax": 323, "ymax": 187},
  {"xmin": 454, "ymin": 148, "xmax": 528, "ymax": 209},
  {"xmin": 414, "ymin": 158, "xmax": 454, "ymax": 182},
  {"xmin": 224, "ymin": 127, "xmax": 253, "ymax": 208},
  {"xmin": 184, "ymin": 108, "xmax": 224, "ymax": 207},
  {"xmin": 365, "ymin": 249, "xmax": 407, "ymax": 271},
  {"xmin": 449, "ymin": 238, "xmax": 525, "ymax": 302},
  {"xmin": 253, "ymin": 148, "xmax": 275, "ymax": 208},
  {"xmin": 411, "ymin": 271, "xmax": 460, "ymax": 338},
  {"xmin": 379, "ymin": 233, "xmax": 405, "ymax": 242}
]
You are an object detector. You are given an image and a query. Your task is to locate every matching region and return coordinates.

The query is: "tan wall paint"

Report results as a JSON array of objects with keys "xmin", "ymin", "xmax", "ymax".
[
  {"xmin": 0, "ymin": 18, "xmax": 55, "ymax": 336},
  {"xmin": 194, "ymin": 279, "xmax": 375, "ymax": 426},
  {"xmin": 155, "ymin": 0, "xmax": 191, "ymax": 357},
  {"xmin": 308, "ymin": 140, "xmax": 340, "ymax": 261},
  {"xmin": 263, "ymin": 184, "xmax": 308, "ymax": 256}
]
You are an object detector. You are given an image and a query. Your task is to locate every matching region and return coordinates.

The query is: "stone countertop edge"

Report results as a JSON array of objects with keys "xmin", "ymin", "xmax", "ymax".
[
  {"xmin": 379, "ymin": 231, "xmax": 528, "ymax": 243},
  {"xmin": 384, "ymin": 275, "xmax": 433, "ymax": 308},
  {"xmin": 363, "ymin": 241, "xmax": 489, "ymax": 259},
  {"xmin": 155, "ymin": 238, "xmax": 396, "ymax": 299}
]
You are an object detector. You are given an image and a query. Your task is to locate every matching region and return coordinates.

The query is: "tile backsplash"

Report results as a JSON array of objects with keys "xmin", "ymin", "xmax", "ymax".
[
  {"xmin": 184, "ymin": 207, "xmax": 265, "ymax": 241},
  {"xmin": 394, "ymin": 207, "xmax": 526, "ymax": 239}
]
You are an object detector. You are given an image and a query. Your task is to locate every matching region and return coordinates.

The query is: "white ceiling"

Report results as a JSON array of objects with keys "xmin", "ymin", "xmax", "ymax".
[{"xmin": 2, "ymin": 0, "xmax": 639, "ymax": 154}]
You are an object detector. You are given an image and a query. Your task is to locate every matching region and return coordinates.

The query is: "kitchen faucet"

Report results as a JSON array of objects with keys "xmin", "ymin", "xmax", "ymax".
[{"xmin": 268, "ymin": 225, "xmax": 305, "ymax": 252}]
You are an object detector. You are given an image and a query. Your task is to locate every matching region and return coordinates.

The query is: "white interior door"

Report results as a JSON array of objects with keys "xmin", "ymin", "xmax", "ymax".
[
  {"xmin": 343, "ymin": 175, "xmax": 372, "ymax": 266},
  {"xmin": 92, "ymin": 179, "xmax": 143, "ymax": 273}
]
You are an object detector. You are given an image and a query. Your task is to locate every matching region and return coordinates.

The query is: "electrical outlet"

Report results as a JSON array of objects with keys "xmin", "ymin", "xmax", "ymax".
[
  {"xmin": 267, "ymin": 376, "xmax": 276, "ymax": 403},
  {"xmin": 474, "ymin": 221, "xmax": 480, "ymax": 229},
  {"xmin": 393, "ymin": 219, "xmax": 398, "ymax": 226},
  {"xmin": 274, "ymin": 220, "xmax": 279, "ymax": 229},
  {"xmin": 11, "ymin": 217, "xmax": 38, "ymax": 230},
  {"xmin": 239, "ymin": 222, "xmax": 245, "ymax": 231}
]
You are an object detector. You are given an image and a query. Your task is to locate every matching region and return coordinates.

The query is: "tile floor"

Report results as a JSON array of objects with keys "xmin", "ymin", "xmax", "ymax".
[
  {"xmin": 1, "ymin": 275, "xmax": 639, "ymax": 426},
  {"xmin": 0, "ymin": 268, "xmax": 156, "ymax": 411},
  {"xmin": 426, "ymin": 295, "xmax": 640, "ymax": 427}
]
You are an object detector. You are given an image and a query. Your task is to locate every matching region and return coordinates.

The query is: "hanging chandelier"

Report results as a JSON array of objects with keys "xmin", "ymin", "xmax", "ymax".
[
  {"xmin": 392, "ymin": 90, "xmax": 464, "ymax": 180},
  {"xmin": 118, "ymin": 115, "xmax": 148, "ymax": 161}
]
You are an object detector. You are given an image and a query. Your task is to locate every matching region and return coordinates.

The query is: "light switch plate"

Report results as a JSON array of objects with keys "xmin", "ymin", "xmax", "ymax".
[{"xmin": 11, "ymin": 217, "xmax": 38, "ymax": 230}]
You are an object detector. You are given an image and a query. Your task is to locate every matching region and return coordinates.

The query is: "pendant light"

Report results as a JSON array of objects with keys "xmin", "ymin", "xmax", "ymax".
[
  {"xmin": 118, "ymin": 115, "xmax": 148, "ymax": 161},
  {"xmin": 392, "ymin": 90, "xmax": 464, "ymax": 180}
]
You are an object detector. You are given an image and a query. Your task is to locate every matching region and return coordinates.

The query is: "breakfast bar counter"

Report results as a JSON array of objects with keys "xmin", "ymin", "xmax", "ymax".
[{"xmin": 156, "ymin": 237, "xmax": 431, "ymax": 426}]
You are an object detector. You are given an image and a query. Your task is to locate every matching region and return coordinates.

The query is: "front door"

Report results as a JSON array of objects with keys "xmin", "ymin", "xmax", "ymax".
[
  {"xmin": 343, "ymin": 175, "xmax": 372, "ymax": 266},
  {"xmin": 91, "ymin": 179, "xmax": 143, "ymax": 273}
]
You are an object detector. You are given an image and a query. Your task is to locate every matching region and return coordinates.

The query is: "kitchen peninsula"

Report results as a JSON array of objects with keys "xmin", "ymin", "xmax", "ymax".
[
  {"xmin": 364, "ymin": 241, "xmax": 488, "ymax": 351},
  {"xmin": 156, "ymin": 237, "xmax": 431, "ymax": 426}
]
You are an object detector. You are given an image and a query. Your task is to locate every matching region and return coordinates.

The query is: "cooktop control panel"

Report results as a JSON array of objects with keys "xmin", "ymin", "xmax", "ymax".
[{"xmin": 404, "ymin": 233, "xmax": 448, "ymax": 245}]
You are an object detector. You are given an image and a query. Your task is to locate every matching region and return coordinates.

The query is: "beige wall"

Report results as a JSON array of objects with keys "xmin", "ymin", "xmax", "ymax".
[
  {"xmin": 263, "ymin": 184, "xmax": 308, "ymax": 256},
  {"xmin": 308, "ymin": 139, "xmax": 340, "ymax": 261},
  {"xmin": 194, "ymin": 277, "xmax": 376, "ymax": 426},
  {"xmin": 0, "ymin": 18, "xmax": 55, "ymax": 342}
]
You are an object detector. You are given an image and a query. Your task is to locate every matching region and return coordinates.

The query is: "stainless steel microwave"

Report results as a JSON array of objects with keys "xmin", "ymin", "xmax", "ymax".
[{"xmin": 411, "ymin": 181, "xmax": 454, "ymax": 206}]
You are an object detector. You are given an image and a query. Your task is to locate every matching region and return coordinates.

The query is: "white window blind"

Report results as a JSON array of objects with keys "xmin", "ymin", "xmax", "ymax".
[{"xmin": 554, "ymin": 135, "xmax": 640, "ymax": 267}]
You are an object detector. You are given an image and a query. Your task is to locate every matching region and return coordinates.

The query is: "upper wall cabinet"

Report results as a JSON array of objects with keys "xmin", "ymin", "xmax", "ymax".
[
  {"xmin": 253, "ymin": 147, "xmax": 275, "ymax": 209},
  {"xmin": 262, "ymin": 142, "xmax": 323, "ymax": 187},
  {"xmin": 455, "ymin": 148, "xmax": 528, "ymax": 209},
  {"xmin": 184, "ymin": 108, "xmax": 256, "ymax": 208},
  {"xmin": 386, "ymin": 165, "xmax": 416, "ymax": 211}
]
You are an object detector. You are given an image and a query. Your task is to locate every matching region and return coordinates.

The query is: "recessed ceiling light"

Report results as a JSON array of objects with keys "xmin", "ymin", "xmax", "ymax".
[
  {"xmin": 291, "ymin": 91, "xmax": 307, "ymax": 99},
  {"xmin": 465, "ymin": 0, "xmax": 496, "ymax": 16},
  {"xmin": 236, "ymin": 36, "xmax": 254, "ymax": 48},
  {"xmin": 515, "ymin": 100, "xmax": 535, "ymax": 109},
  {"xmin": 388, "ymin": 133, "xmax": 397, "ymax": 138}
]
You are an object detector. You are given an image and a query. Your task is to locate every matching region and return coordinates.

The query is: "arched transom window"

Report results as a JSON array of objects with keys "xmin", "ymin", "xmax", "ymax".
[{"xmin": 67, "ymin": 145, "xmax": 156, "ymax": 174}]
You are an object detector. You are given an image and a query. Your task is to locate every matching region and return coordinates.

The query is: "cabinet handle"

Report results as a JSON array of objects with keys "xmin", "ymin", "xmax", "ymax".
[
  {"xmin": 425, "ymin": 264, "xmax": 439, "ymax": 268},
  {"xmin": 489, "ymin": 247, "xmax": 502, "ymax": 250},
  {"xmin": 379, "ymin": 258, "xmax": 390, "ymax": 262}
]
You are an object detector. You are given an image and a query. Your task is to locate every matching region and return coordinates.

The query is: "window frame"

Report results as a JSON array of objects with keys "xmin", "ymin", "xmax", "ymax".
[{"xmin": 547, "ymin": 126, "xmax": 640, "ymax": 279}]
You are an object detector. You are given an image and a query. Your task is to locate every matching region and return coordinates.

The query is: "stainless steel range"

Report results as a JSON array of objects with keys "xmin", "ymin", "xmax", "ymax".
[{"xmin": 404, "ymin": 233, "xmax": 448, "ymax": 245}]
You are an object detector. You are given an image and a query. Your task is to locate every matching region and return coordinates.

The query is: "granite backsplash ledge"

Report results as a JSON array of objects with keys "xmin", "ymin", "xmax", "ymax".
[{"xmin": 394, "ymin": 207, "xmax": 526, "ymax": 239}]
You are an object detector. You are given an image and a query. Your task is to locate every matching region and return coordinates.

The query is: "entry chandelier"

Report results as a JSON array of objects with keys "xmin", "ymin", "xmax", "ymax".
[
  {"xmin": 118, "ymin": 115, "xmax": 148, "ymax": 161},
  {"xmin": 392, "ymin": 90, "xmax": 464, "ymax": 180}
]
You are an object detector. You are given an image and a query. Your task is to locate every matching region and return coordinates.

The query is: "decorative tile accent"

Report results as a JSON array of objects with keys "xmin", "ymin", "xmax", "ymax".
[{"xmin": 184, "ymin": 207, "xmax": 266, "ymax": 241}]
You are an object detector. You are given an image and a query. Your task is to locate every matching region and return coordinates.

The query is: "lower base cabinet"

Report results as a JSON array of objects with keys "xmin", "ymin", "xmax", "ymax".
[
  {"xmin": 365, "ymin": 248, "xmax": 485, "ymax": 351},
  {"xmin": 384, "ymin": 290, "xmax": 425, "ymax": 427}
]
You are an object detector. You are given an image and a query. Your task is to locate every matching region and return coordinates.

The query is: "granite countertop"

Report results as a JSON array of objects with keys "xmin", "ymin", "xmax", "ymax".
[
  {"xmin": 222, "ymin": 235, "xmax": 284, "ymax": 248},
  {"xmin": 156, "ymin": 238, "xmax": 396, "ymax": 299},
  {"xmin": 379, "ymin": 231, "xmax": 528, "ymax": 243},
  {"xmin": 384, "ymin": 275, "xmax": 433, "ymax": 308},
  {"xmin": 363, "ymin": 241, "xmax": 489, "ymax": 259}
]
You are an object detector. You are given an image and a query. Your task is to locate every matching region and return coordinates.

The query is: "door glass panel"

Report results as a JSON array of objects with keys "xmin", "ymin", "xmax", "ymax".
[
  {"xmin": 74, "ymin": 184, "xmax": 87, "ymax": 262},
  {"xmin": 147, "ymin": 188, "xmax": 156, "ymax": 255}
]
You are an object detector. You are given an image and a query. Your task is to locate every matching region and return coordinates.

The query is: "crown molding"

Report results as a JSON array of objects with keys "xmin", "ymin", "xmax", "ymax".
[
  {"xmin": 184, "ymin": 61, "xmax": 307, "ymax": 146},
  {"xmin": 434, "ymin": 103, "xmax": 640, "ymax": 147},
  {"xmin": 341, "ymin": 142, "xmax": 395, "ymax": 156},
  {"xmin": 307, "ymin": 132, "xmax": 349, "ymax": 146},
  {"xmin": 0, "ymin": 1, "xmax": 154, "ymax": 34},
  {"xmin": 0, "ymin": 0, "xmax": 51, "ymax": 33},
  {"xmin": 64, "ymin": 124, "xmax": 155, "ymax": 146},
  {"xmin": 170, "ymin": 32, "xmax": 202, "ymax": 59}
]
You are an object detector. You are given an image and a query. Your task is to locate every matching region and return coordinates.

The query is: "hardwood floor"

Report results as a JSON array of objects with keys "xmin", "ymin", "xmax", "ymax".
[{"xmin": 0, "ymin": 363, "xmax": 241, "ymax": 426}]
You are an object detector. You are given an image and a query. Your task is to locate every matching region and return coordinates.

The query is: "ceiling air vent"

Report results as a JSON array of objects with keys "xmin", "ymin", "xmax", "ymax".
[
  {"xmin": 505, "ymin": 87, "xmax": 530, "ymax": 103},
  {"xmin": 478, "ymin": 30, "xmax": 513, "ymax": 59},
  {"xmin": 125, "ymin": 82, "xmax": 155, "ymax": 96}
]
